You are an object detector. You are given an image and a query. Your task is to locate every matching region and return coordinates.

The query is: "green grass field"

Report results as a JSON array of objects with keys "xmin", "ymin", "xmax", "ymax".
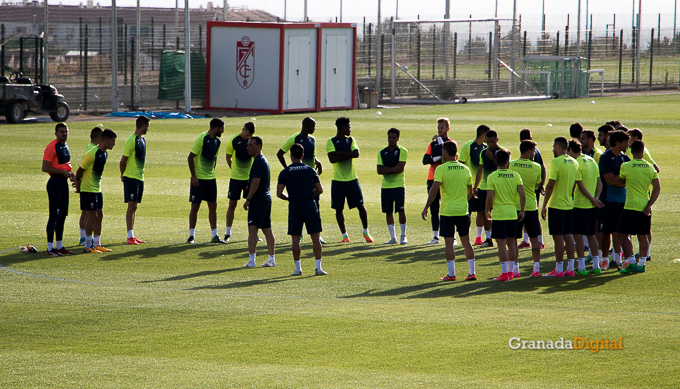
[{"xmin": 2, "ymin": 95, "xmax": 679, "ymax": 388}]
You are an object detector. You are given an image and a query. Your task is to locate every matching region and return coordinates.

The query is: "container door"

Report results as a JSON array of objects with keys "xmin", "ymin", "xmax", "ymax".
[
  {"xmin": 325, "ymin": 35, "xmax": 347, "ymax": 107},
  {"xmin": 287, "ymin": 36, "xmax": 311, "ymax": 109}
]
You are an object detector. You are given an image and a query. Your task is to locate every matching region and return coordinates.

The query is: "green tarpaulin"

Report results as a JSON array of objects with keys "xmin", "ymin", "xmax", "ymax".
[{"xmin": 157, "ymin": 50, "xmax": 206, "ymax": 101}]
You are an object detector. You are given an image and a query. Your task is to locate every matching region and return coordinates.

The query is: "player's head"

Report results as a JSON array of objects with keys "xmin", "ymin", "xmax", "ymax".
[
  {"xmin": 136, "ymin": 116, "xmax": 150, "ymax": 134},
  {"xmin": 606, "ymin": 120, "xmax": 623, "ymax": 130},
  {"xmin": 597, "ymin": 124, "xmax": 615, "ymax": 147},
  {"xmin": 302, "ymin": 117, "xmax": 316, "ymax": 134},
  {"xmin": 437, "ymin": 118, "xmax": 450, "ymax": 137},
  {"xmin": 90, "ymin": 127, "xmax": 102, "ymax": 144},
  {"xmin": 552, "ymin": 136, "xmax": 568, "ymax": 157},
  {"xmin": 567, "ymin": 139, "xmax": 582, "ymax": 159},
  {"xmin": 569, "ymin": 122, "xmax": 583, "ymax": 139},
  {"xmin": 519, "ymin": 140, "xmax": 536, "ymax": 160},
  {"xmin": 54, "ymin": 122, "xmax": 69, "ymax": 142},
  {"xmin": 335, "ymin": 117, "xmax": 351, "ymax": 136},
  {"xmin": 485, "ymin": 129, "xmax": 498, "ymax": 149},
  {"xmin": 519, "ymin": 128, "xmax": 532, "ymax": 141},
  {"xmin": 442, "ymin": 140, "xmax": 458, "ymax": 162},
  {"xmin": 495, "ymin": 148, "xmax": 510, "ymax": 168},
  {"xmin": 247, "ymin": 136, "xmax": 263, "ymax": 157},
  {"xmin": 100, "ymin": 129, "xmax": 117, "ymax": 150},
  {"xmin": 210, "ymin": 118, "xmax": 225, "ymax": 137},
  {"xmin": 290, "ymin": 143, "xmax": 304, "ymax": 161},
  {"xmin": 240, "ymin": 121, "xmax": 254, "ymax": 139},
  {"xmin": 387, "ymin": 128, "xmax": 400, "ymax": 147},
  {"xmin": 628, "ymin": 128, "xmax": 643, "ymax": 142},
  {"xmin": 579, "ymin": 129, "xmax": 595, "ymax": 151},
  {"xmin": 476, "ymin": 124, "xmax": 490, "ymax": 139},
  {"xmin": 608, "ymin": 130, "xmax": 630, "ymax": 153},
  {"xmin": 630, "ymin": 140, "xmax": 645, "ymax": 158}
]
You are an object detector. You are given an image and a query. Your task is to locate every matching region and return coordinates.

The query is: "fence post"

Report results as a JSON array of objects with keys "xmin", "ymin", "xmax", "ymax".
[
  {"xmin": 79, "ymin": 17, "xmax": 83, "ymax": 72},
  {"xmin": 618, "ymin": 29, "xmax": 623, "ymax": 88},
  {"xmin": 19, "ymin": 37, "xmax": 24, "ymax": 74},
  {"xmin": 124, "ymin": 24, "xmax": 128, "ymax": 85},
  {"xmin": 34, "ymin": 37, "xmax": 39, "ymax": 82},
  {"xmin": 84, "ymin": 25, "xmax": 88, "ymax": 111},
  {"xmin": 199, "ymin": 24, "xmax": 203, "ymax": 53},
  {"xmin": 453, "ymin": 32, "xmax": 457, "ymax": 79},
  {"xmin": 367, "ymin": 23, "xmax": 372, "ymax": 78},
  {"xmin": 416, "ymin": 25, "xmax": 421, "ymax": 84},
  {"xmin": 432, "ymin": 26, "xmax": 436, "ymax": 79},
  {"xmin": 99, "ymin": 17, "xmax": 102, "ymax": 58},
  {"xmin": 649, "ymin": 28, "xmax": 654, "ymax": 86},
  {"xmin": 587, "ymin": 30, "xmax": 592, "ymax": 70},
  {"xmin": 488, "ymin": 31, "xmax": 492, "ymax": 81},
  {"xmin": 163, "ymin": 24, "xmax": 166, "ymax": 51},
  {"xmin": 0, "ymin": 24, "xmax": 4, "ymax": 77},
  {"xmin": 556, "ymin": 31, "xmax": 560, "ymax": 56},
  {"xmin": 176, "ymin": 36, "xmax": 180, "ymax": 51},
  {"xmin": 131, "ymin": 36, "xmax": 135, "ymax": 108},
  {"xmin": 631, "ymin": 26, "xmax": 636, "ymax": 83},
  {"xmin": 381, "ymin": 32, "xmax": 385, "ymax": 95},
  {"xmin": 151, "ymin": 17, "xmax": 155, "ymax": 71},
  {"xmin": 523, "ymin": 30, "xmax": 527, "ymax": 57},
  {"xmin": 565, "ymin": 22, "xmax": 569, "ymax": 55}
]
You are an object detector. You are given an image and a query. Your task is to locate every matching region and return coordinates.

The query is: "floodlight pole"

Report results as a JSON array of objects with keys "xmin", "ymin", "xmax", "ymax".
[
  {"xmin": 339, "ymin": 0, "xmax": 342, "ymax": 22},
  {"xmin": 224, "ymin": 0, "xmax": 228, "ymax": 21},
  {"xmin": 112, "ymin": 0, "xmax": 118, "ymax": 112},
  {"xmin": 636, "ymin": 0, "xmax": 641, "ymax": 88},
  {"xmin": 376, "ymin": 0, "xmax": 381, "ymax": 96},
  {"xmin": 509, "ymin": 0, "xmax": 516, "ymax": 94},
  {"xmin": 444, "ymin": 0, "xmax": 450, "ymax": 81},
  {"xmin": 136, "ymin": 0, "xmax": 140, "ymax": 108},
  {"xmin": 185, "ymin": 0, "xmax": 191, "ymax": 113},
  {"xmin": 43, "ymin": 0, "xmax": 48, "ymax": 84},
  {"xmin": 304, "ymin": 0, "xmax": 307, "ymax": 22},
  {"xmin": 576, "ymin": 0, "xmax": 581, "ymax": 59},
  {"xmin": 391, "ymin": 17, "xmax": 395, "ymax": 101}
]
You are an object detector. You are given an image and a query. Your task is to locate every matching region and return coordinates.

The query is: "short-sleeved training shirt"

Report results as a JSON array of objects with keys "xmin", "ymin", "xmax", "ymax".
[
  {"xmin": 585, "ymin": 145, "xmax": 603, "ymax": 163},
  {"xmin": 479, "ymin": 145, "xmax": 505, "ymax": 190},
  {"xmin": 43, "ymin": 139, "xmax": 72, "ymax": 176},
  {"xmin": 281, "ymin": 132, "xmax": 317, "ymax": 168},
  {"xmin": 277, "ymin": 162, "xmax": 320, "ymax": 204},
  {"xmin": 225, "ymin": 133, "xmax": 252, "ymax": 181},
  {"xmin": 487, "ymin": 169, "xmax": 523, "ymax": 220},
  {"xmin": 249, "ymin": 153, "xmax": 271, "ymax": 201},
  {"xmin": 433, "ymin": 161, "xmax": 473, "ymax": 217},
  {"xmin": 509, "ymin": 158, "xmax": 542, "ymax": 212},
  {"xmin": 625, "ymin": 147, "xmax": 657, "ymax": 168},
  {"xmin": 122, "ymin": 133, "xmax": 146, "ymax": 181},
  {"xmin": 377, "ymin": 145, "xmax": 408, "ymax": 189},
  {"xmin": 80, "ymin": 146, "xmax": 108, "ymax": 193},
  {"xmin": 573, "ymin": 154, "xmax": 599, "ymax": 209},
  {"xmin": 326, "ymin": 136, "xmax": 359, "ymax": 182},
  {"xmin": 84, "ymin": 142, "xmax": 97, "ymax": 156},
  {"xmin": 458, "ymin": 139, "xmax": 486, "ymax": 185},
  {"xmin": 191, "ymin": 132, "xmax": 221, "ymax": 180},
  {"xmin": 547, "ymin": 154, "xmax": 579, "ymax": 210},
  {"xmin": 620, "ymin": 159, "xmax": 659, "ymax": 212},
  {"xmin": 599, "ymin": 149, "xmax": 630, "ymax": 203},
  {"xmin": 424, "ymin": 136, "xmax": 453, "ymax": 181}
]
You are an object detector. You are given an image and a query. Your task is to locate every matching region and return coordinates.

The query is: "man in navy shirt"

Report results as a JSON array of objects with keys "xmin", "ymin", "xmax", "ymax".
[
  {"xmin": 277, "ymin": 143, "xmax": 326, "ymax": 276},
  {"xmin": 243, "ymin": 136, "xmax": 276, "ymax": 268}
]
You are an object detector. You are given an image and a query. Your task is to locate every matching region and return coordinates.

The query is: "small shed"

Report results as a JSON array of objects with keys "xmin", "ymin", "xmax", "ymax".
[{"xmin": 206, "ymin": 21, "xmax": 356, "ymax": 113}]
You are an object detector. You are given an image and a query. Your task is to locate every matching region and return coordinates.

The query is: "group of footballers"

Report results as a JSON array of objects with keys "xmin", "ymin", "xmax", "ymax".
[{"xmin": 41, "ymin": 115, "xmax": 660, "ymax": 280}]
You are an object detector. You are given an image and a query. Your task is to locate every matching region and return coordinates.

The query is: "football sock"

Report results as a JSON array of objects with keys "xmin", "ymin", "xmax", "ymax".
[
  {"xmin": 447, "ymin": 260, "xmax": 456, "ymax": 277},
  {"xmin": 211, "ymin": 229, "xmax": 218, "ymax": 238},
  {"xmin": 94, "ymin": 236, "xmax": 101, "ymax": 247},
  {"xmin": 342, "ymin": 232, "xmax": 349, "ymax": 239},
  {"xmin": 567, "ymin": 259, "xmax": 575, "ymax": 272},
  {"xmin": 80, "ymin": 229, "xmax": 86, "ymax": 239},
  {"xmin": 467, "ymin": 259, "xmax": 476, "ymax": 275},
  {"xmin": 513, "ymin": 262, "xmax": 520, "ymax": 274},
  {"xmin": 523, "ymin": 233, "xmax": 530, "ymax": 244},
  {"xmin": 613, "ymin": 253, "xmax": 622, "ymax": 265},
  {"xmin": 538, "ymin": 235, "xmax": 543, "ymax": 244},
  {"xmin": 646, "ymin": 243, "xmax": 651, "ymax": 257},
  {"xmin": 533, "ymin": 262, "xmax": 540, "ymax": 273},
  {"xmin": 268, "ymin": 255, "xmax": 275, "ymax": 263},
  {"xmin": 433, "ymin": 230, "xmax": 440, "ymax": 238},
  {"xmin": 189, "ymin": 228, "xmax": 195, "ymax": 237},
  {"xmin": 56, "ymin": 241, "xmax": 63, "ymax": 250},
  {"xmin": 638, "ymin": 257, "xmax": 647, "ymax": 267},
  {"xmin": 500, "ymin": 261, "xmax": 508, "ymax": 274},
  {"xmin": 555, "ymin": 261, "xmax": 564, "ymax": 273},
  {"xmin": 315, "ymin": 259, "xmax": 322, "ymax": 270},
  {"xmin": 226, "ymin": 226, "xmax": 232, "ymax": 235},
  {"xmin": 248, "ymin": 253, "xmax": 256, "ymax": 263},
  {"xmin": 387, "ymin": 224, "xmax": 396, "ymax": 240},
  {"xmin": 86, "ymin": 235, "xmax": 93, "ymax": 249},
  {"xmin": 294, "ymin": 260, "xmax": 302, "ymax": 272},
  {"xmin": 362, "ymin": 228, "xmax": 369, "ymax": 235},
  {"xmin": 400, "ymin": 223, "xmax": 407, "ymax": 237},
  {"xmin": 485, "ymin": 230, "xmax": 492, "ymax": 240},
  {"xmin": 476, "ymin": 227, "xmax": 483, "ymax": 238},
  {"xmin": 47, "ymin": 242, "xmax": 54, "ymax": 251},
  {"xmin": 627, "ymin": 255, "xmax": 636, "ymax": 265},
  {"xmin": 578, "ymin": 258, "xmax": 586, "ymax": 272},
  {"xmin": 128, "ymin": 230, "xmax": 134, "ymax": 239},
  {"xmin": 592, "ymin": 256, "xmax": 600, "ymax": 269}
]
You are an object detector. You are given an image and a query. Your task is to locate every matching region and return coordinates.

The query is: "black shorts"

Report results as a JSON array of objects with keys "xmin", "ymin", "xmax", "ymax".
[
  {"xmin": 573, "ymin": 207, "xmax": 598, "ymax": 236},
  {"xmin": 492, "ymin": 217, "xmax": 518, "ymax": 240},
  {"xmin": 548, "ymin": 208, "xmax": 573, "ymax": 236},
  {"xmin": 248, "ymin": 197, "xmax": 272, "ymax": 229},
  {"xmin": 618, "ymin": 209, "xmax": 651, "ymax": 236},
  {"xmin": 468, "ymin": 194, "xmax": 483, "ymax": 213},
  {"xmin": 190, "ymin": 179, "xmax": 217, "ymax": 204},
  {"xmin": 288, "ymin": 202, "xmax": 322, "ymax": 236},
  {"xmin": 440, "ymin": 215, "xmax": 470, "ymax": 238},
  {"xmin": 426, "ymin": 179, "xmax": 441, "ymax": 203},
  {"xmin": 123, "ymin": 176, "xmax": 144, "ymax": 203},
  {"xmin": 331, "ymin": 179, "xmax": 364, "ymax": 210},
  {"xmin": 381, "ymin": 187, "xmax": 405, "ymax": 214},
  {"xmin": 516, "ymin": 210, "xmax": 541, "ymax": 238},
  {"xmin": 600, "ymin": 201, "xmax": 625, "ymax": 234},
  {"xmin": 80, "ymin": 191, "xmax": 103, "ymax": 211},
  {"xmin": 46, "ymin": 176, "xmax": 70, "ymax": 218},
  {"xmin": 227, "ymin": 179, "xmax": 249, "ymax": 201},
  {"xmin": 477, "ymin": 189, "xmax": 489, "ymax": 211}
]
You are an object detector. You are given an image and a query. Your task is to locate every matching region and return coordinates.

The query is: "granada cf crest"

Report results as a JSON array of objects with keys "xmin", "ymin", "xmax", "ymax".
[{"xmin": 236, "ymin": 36, "xmax": 254, "ymax": 89}]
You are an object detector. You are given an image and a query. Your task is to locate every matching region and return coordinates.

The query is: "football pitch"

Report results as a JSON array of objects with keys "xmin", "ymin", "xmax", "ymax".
[{"xmin": 1, "ymin": 94, "xmax": 679, "ymax": 388}]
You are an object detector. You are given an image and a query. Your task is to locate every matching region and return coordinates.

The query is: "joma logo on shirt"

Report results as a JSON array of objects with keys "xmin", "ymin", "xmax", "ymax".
[
  {"xmin": 498, "ymin": 173, "xmax": 514, "ymax": 178},
  {"xmin": 632, "ymin": 163, "xmax": 648, "ymax": 168},
  {"xmin": 514, "ymin": 163, "xmax": 533, "ymax": 168},
  {"xmin": 447, "ymin": 165, "xmax": 465, "ymax": 170}
]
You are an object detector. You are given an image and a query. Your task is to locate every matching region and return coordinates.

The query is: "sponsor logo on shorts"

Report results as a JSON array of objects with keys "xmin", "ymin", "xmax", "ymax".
[
  {"xmin": 130, "ymin": 194, "xmax": 135, "ymax": 200},
  {"xmin": 91, "ymin": 202, "xmax": 95, "ymax": 209}
]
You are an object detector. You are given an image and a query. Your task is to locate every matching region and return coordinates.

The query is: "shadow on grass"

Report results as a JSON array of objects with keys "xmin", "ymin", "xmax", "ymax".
[
  {"xmin": 139, "ymin": 267, "xmax": 244, "ymax": 283},
  {"xmin": 339, "ymin": 271, "xmax": 626, "ymax": 299},
  {"xmin": 188, "ymin": 275, "xmax": 295, "ymax": 290}
]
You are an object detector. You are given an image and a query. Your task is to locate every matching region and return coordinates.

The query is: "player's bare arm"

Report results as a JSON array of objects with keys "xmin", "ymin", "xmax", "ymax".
[
  {"xmin": 188, "ymin": 152, "xmax": 199, "ymax": 187},
  {"xmin": 276, "ymin": 183, "xmax": 288, "ymax": 201},
  {"xmin": 119, "ymin": 155, "xmax": 128, "ymax": 182},
  {"xmin": 243, "ymin": 178, "xmax": 260, "ymax": 211}
]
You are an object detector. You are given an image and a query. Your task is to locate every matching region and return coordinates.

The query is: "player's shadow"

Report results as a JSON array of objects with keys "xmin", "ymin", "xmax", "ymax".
[
  {"xmin": 99, "ymin": 241, "xmax": 250, "ymax": 261},
  {"xmin": 139, "ymin": 267, "xmax": 244, "ymax": 283},
  {"xmin": 188, "ymin": 275, "xmax": 293, "ymax": 290}
]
